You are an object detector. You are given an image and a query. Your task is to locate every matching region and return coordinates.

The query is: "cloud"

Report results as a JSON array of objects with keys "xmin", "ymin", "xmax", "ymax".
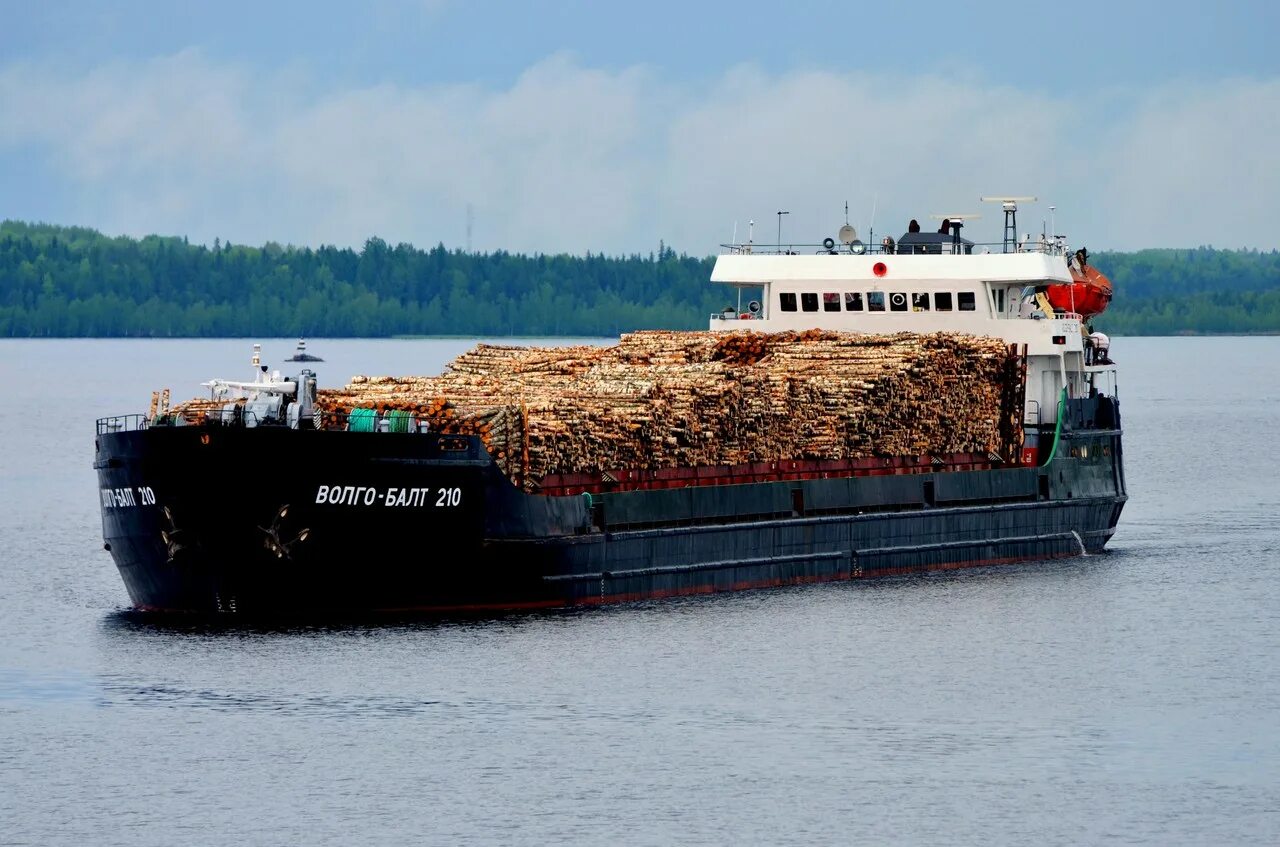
[
  {"xmin": 654, "ymin": 67, "xmax": 1076, "ymax": 250},
  {"xmin": 1097, "ymin": 77, "xmax": 1280, "ymax": 249},
  {"xmin": 1, "ymin": 51, "xmax": 1278, "ymax": 253}
]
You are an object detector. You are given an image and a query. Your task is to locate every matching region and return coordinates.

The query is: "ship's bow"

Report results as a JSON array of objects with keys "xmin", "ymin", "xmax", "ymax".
[{"xmin": 95, "ymin": 419, "xmax": 489, "ymax": 614}]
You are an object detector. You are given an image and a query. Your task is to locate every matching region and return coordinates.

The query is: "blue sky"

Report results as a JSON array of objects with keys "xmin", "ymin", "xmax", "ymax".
[{"xmin": 3, "ymin": 0, "xmax": 1278, "ymax": 253}]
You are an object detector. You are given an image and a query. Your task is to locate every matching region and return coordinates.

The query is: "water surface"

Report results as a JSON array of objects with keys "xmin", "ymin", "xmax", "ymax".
[{"xmin": 1, "ymin": 337, "xmax": 1277, "ymax": 845}]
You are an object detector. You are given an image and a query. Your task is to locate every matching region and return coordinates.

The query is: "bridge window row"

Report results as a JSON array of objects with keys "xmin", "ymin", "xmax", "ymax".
[{"xmin": 779, "ymin": 291, "xmax": 977, "ymax": 313}]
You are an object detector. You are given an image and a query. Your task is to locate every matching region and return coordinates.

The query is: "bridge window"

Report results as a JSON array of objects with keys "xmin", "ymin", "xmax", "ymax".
[
  {"xmin": 801, "ymin": 292, "xmax": 819, "ymax": 312},
  {"xmin": 779, "ymin": 292, "xmax": 797, "ymax": 311},
  {"xmin": 845, "ymin": 292, "xmax": 864, "ymax": 311},
  {"xmin": 912, "ymin": 293, "xmax": 930, "ymax": 311},
  {"xmin": 958, "ymin": 292, "xmax": 977, "ymax": 311},
  {"xmin": 889, "ymin": 292, "xmax": 908, "ymax": 312},
  {"xmin": 867, "ymin": 292, "xmax": 885, "ymax": 312},
  {"xmin": 934, "ymin": 292, "xmax": 953, "ymax": 311},
  {"xmin": 823, "ymin": 292, "xmax": 841, "ymax": 312}
]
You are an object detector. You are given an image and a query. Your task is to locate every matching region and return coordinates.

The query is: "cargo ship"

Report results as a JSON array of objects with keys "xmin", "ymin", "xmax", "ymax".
[{"xmin": 94, "ymin": 200, "xmax": 1125, "ymax": 614}]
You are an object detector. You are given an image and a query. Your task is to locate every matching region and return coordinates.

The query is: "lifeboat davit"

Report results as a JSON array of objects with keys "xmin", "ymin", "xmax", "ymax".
[{"xmin": 1045, "ymin": 263, "xmax": 1112, "ymax": 318}]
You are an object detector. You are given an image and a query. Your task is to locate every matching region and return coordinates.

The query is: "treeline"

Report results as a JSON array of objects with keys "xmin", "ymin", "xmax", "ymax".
[
  {"xmin": 0, "ymin": 221, "xmax": 727, "ymax": 337},
  {"xmin": 1, "ymin": 220, "xmax": 1278, "ymax": 337},
  {"xmin": 1089, "ymin": 248, "xmax": 1280, "ymax": 334}
]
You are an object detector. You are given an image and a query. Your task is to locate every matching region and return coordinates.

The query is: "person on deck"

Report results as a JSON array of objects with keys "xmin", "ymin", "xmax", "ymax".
[{"xmin": 908, "ymin": 219, "xmax": 921, "ymax": 233}]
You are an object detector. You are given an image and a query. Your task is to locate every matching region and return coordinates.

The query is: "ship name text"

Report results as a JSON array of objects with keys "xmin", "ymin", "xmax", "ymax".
[
  {"xmin": 100, "ymin": 486, "xmax": 157, "ymax": 509},
  {"xmin": 314, "ymin": 485, "xmax": 463, "ymax": 508}
]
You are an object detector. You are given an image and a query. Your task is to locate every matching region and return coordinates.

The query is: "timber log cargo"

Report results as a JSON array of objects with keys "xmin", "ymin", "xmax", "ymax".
[
  {"xmin": 95, "ymin": 199, "xmax": 1126, "ymax": 615},
  {"xmin": 309, "ymin": 330, "xmax": 1027, "ymax": 491}
]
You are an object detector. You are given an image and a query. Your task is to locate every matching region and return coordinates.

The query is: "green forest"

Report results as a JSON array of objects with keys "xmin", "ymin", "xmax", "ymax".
[{"xmin": 2, "ymin": 220, "xmax": 1278, "ymax": 337}]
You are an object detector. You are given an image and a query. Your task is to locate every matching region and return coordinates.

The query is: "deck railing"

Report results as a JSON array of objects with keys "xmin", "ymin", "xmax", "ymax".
[
  {"xmin": 95, "ymin": 414, "xmax": 149, "ymax": 435},
  {"xmin": 97, "ymin": 408, "xmax": 452, "ymax": 434},
  {"xmin": 721, "ymin": 239, "xmax": 1070, "ymax": 257},
  {"xmin": 96, "ymin": 411, "xmax": 276, "ymax": 432}
]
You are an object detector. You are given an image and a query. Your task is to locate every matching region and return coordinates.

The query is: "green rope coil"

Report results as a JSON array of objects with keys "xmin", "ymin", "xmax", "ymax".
[
  {"xmin": 387, "ymin": 409, "xmax": 412, "ymax": 433},
  {"xmin": 348, "ymin": 407, "xmax": 376, "ymax": 432}
]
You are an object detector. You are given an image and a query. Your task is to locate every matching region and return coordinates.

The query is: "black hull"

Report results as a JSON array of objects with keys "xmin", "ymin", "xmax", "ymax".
[{"xmin": 94, "ymin": 422, "xmax": 1126, "ymax": 615}]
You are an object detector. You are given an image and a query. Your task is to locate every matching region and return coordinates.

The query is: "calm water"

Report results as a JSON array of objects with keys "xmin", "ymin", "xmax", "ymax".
[{"xmin": 1, "ymin": 337, "xmax": 1277, "ymax": 846}]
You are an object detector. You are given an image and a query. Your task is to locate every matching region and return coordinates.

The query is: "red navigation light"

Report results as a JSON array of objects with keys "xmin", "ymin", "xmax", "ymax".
[{"xmin": 873, "ymin": 262, "xmax": 887, "ymax": 277}]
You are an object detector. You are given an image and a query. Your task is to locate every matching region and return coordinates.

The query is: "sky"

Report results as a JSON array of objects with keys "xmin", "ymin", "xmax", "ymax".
[{"xmin": 2, "ymin": 0, "xmax": 1279, "ymax": 255}]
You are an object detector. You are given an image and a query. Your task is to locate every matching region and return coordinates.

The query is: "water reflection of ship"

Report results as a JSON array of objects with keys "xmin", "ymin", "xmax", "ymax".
[{"xmin": 284, "ymin": 338, "xmax": 323, "ymax": 362}]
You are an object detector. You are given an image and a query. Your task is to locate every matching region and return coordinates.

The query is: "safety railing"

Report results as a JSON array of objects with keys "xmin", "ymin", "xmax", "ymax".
[
  {"xmin": 98, "ymin": 410, "xmax": 286, "ymax": 432},
  {"xmin": 95, "ymin": 408, "xmax": 486, "ymax": 445},
  {"xmin": 721, "ymin": 239, "xmax": 1071, "ymax": 257},
  {"xmin": 96, "ymin": 414, "xmax": 149, "ymax": 435}
]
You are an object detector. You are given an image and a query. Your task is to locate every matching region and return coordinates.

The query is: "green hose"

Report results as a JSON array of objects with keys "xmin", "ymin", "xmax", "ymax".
[{"xmin": 1040, "ymin": 388, "xmax": 1067, "ymax": 467}]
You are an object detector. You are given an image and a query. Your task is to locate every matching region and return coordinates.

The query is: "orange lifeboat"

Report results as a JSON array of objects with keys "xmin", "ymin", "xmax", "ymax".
[{"xmin": 1045, "ymin": 259, "xmax": 1112, "ymax": 318}]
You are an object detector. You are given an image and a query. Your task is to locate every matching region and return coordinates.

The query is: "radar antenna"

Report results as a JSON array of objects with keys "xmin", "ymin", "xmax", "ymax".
[
  {"xmin": 980, "ymin": 196, "xmax": 1037, "ymax": 253},
  {"xmin": 929, "ymin": 213, "xmax": 982, "ymax": 222},
  {"xmin": 930, "ymin": 213, "xmax": 982, "ymax": 254}
]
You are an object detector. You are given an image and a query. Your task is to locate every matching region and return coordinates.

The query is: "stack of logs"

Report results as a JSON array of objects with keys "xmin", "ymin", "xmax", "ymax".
[
  {"xmin": 166, "ymin": 396, "xmax": 228, "ymax": 424},
  {"xmin": 314, "ymin": 330, "xmax": 1025, "ymax": 492}
]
